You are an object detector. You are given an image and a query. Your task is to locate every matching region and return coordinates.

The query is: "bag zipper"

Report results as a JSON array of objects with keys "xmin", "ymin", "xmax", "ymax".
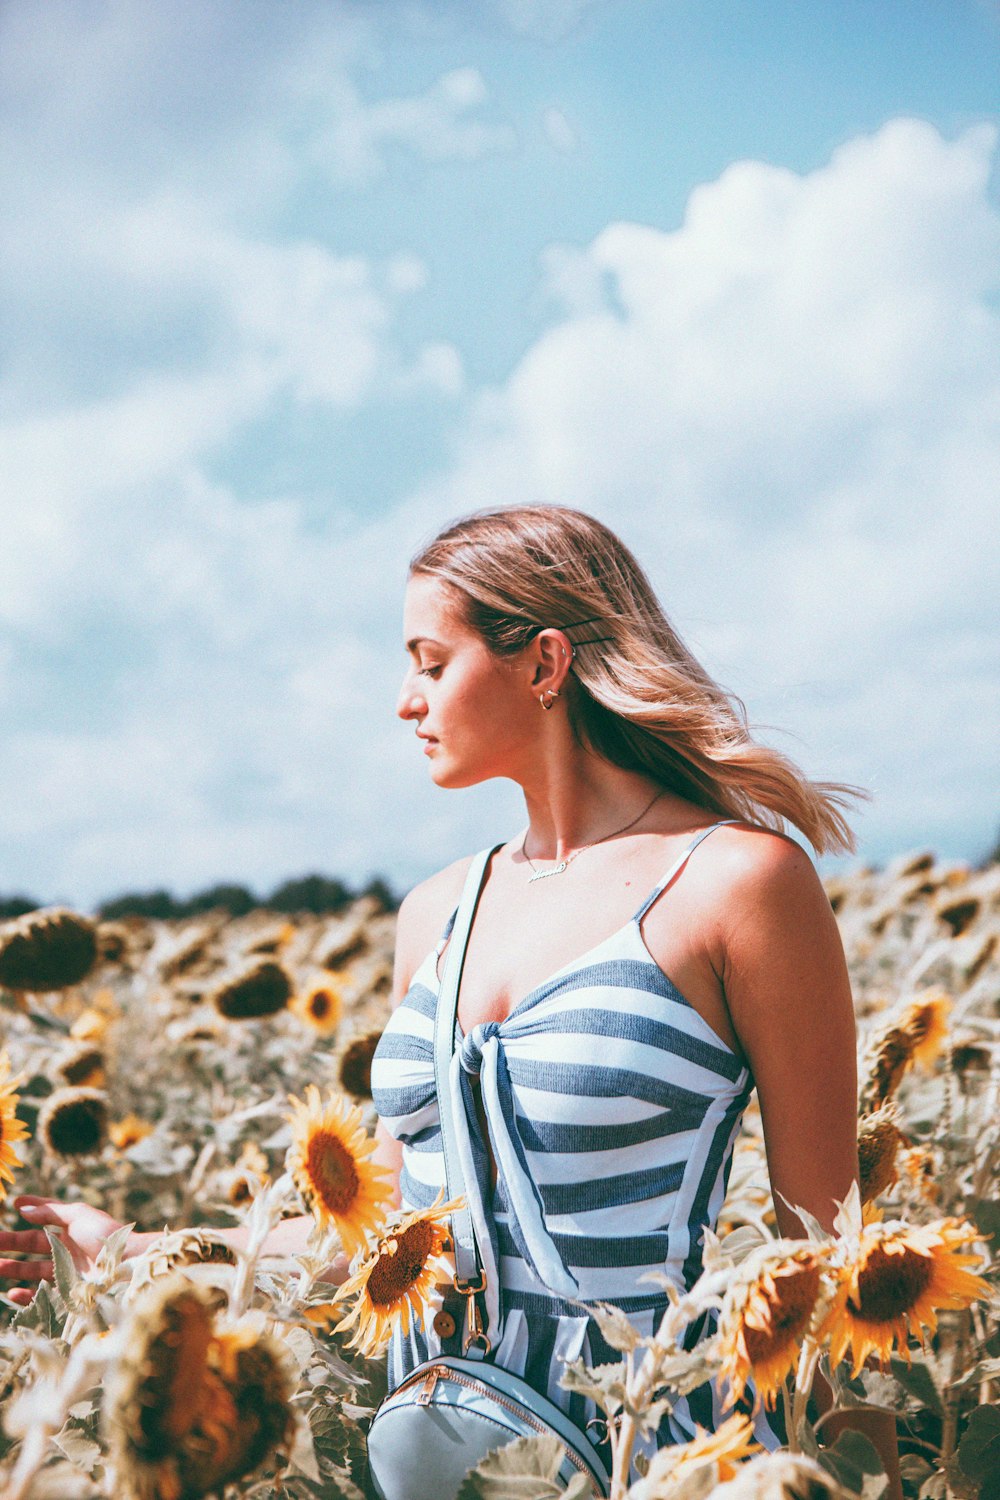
[{"xmin": 395, "ymin": 1364, "xmax": 598, "ymax": 1486}]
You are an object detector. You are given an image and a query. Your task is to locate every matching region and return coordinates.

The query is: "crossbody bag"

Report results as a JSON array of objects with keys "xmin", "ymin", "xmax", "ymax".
[{"xmin": 365, "ymin": 846, "xmax": 611, "ymax": 1500}]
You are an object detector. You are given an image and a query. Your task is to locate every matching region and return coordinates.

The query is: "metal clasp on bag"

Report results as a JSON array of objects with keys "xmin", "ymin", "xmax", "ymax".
[{"xmin": 456, "ymin": 1270, "xmax": 491, "ymax": 1355}]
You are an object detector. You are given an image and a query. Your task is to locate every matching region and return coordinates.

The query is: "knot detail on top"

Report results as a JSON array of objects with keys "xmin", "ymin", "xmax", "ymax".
[{"xmin": 460, "ymin": 1021, "xmax": 501, "ymax": 1076}]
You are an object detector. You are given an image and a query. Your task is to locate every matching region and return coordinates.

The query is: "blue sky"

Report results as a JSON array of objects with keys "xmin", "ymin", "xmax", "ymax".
[{"xmin": 1, "ymin": 0, "xmax": 998, "ymax": 907}]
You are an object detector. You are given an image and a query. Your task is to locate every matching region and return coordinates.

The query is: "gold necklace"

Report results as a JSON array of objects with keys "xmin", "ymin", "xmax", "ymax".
[{"xmin": 520, "ymin": 789, "xmax": 664, "ymax": 883}]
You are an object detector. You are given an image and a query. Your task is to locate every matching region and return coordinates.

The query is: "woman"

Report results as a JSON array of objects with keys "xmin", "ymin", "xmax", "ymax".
[{"xmin": 1, "ymin": 505, "xmax": 898, "ymax": 1489}]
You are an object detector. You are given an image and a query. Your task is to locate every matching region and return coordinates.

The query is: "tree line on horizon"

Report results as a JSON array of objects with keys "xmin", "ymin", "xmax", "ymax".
[{"xmin": 0, "ymin": 872, "xmax": 400, "ymax": 923}]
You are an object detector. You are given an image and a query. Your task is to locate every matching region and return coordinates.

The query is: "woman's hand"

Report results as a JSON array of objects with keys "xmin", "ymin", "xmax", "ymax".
[{"xmin": 0, "ymin": 1196, "xmax": 129, "ymax": 1305}]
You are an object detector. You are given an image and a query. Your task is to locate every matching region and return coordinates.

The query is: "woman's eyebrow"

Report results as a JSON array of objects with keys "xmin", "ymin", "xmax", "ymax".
[{"xmin": 405, "ymin": 635, "xmax": 445, "ymax": 653}]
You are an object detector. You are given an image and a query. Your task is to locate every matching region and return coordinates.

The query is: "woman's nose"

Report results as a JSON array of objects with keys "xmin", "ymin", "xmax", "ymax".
[{"xmin": 397, "ymin": 674, "xmax": 427, "ymax": 721}]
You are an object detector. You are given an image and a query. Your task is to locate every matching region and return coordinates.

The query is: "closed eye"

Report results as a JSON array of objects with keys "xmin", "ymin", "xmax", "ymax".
[{"xmin": 418, "ymin": 666, "xmax": 442, "ymax": 678}]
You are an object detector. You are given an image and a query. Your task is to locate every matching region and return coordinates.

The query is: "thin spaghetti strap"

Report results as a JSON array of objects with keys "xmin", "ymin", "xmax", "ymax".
[{"xmin": 632, "ymin": 819, "xmax": 742, "ymax": 922}]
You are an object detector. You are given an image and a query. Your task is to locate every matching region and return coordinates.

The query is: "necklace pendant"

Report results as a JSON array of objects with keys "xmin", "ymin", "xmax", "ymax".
[{"xmin": 528, "ymin": 861, "xmax": 568, "ymax": 882}]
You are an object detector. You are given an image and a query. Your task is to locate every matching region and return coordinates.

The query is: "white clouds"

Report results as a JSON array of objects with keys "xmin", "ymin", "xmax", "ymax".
[
  {"xmin": 317, "ymin": 66, "xmax": 517, "ymax": 184},
  {"xmin": 2, "ymin": 104, "xmax": 997, "ymax": 903},
  {"xmin": 419, "ymin": 119, "xmax": 1000, "ymax": 854}
]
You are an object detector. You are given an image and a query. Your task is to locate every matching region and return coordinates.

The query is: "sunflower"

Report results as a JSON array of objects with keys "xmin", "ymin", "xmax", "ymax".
[
  {"xmin": 641, "ymin": 1413, "xmax": 759, "ymax": 1493},
  {"xmin": 38, "ymin": 1085, "xmax": 108, "ymax": 1157},
  {"xmin": 717, "ymin": 1244, "xmax": 832, "ymax": 1410},
  {"xmin": 0, "ymin": 1050, "xmax": 29, "ymax": 1199},
  {"xmin": 70, "ymin": 1005, "xmax": 113, "ymax": 1043},
  {"xmin": 292, "ymin": 978, "xmax": 342, "ymax": 1035},
  {"xmin": 861, "ymin": 989, "xmax": 952, "ymax": 1110},
  {"xmin": 0, "ymin": 907, "xmax": 98, "ymax": 991},
  {"xmin": 212, "ymin": 959, "xmax": 292, "ymax": 1020},
  {"xmin": 335, "ymin": 1194, "xmax": 462, "ymax": 1356},
  {"xmin": 286, "ymin": 1085, "xmax": 393, "ymax": 1259},
  {"xmin": 338, "ymin": 1028, "xmax": 383, "ymax": 1099},
  {"xmin": 857, "ymin": 1103, "xmax": 905, "ymax": 1205},
  {"xmin": 711, "ymin": 1450, "xmax": 846, "ymax": 1500},
  {"xmin": 108, "ymin": 1277, "xmax": 293, "ymax": 1500},
  {"xmin": 58, "ymin": 1041, "xmax": 106, "ymax": 1089},
  {"xmin": 824, "ymin": 1217, "xmax": 989, "ymax": 1376},
  {"xmin": 110, "ymin": 1113, "xmax": 155, "ymax": 1151},
  {"xmin": 225, "ymin": 1141, "xmax": 271, "ymax": 1207}
]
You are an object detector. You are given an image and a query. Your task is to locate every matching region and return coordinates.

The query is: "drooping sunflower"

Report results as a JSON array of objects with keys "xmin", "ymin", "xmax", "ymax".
[
  {"xmin": 824, "ymin": 1217, "xmax": 989, "ymax": 1376},
  {"xmin": 108, "ymin": 1277, "xmax": 293, "ymax": 1500},
  {"xmin": 286, "ymin": 1085, "xmax": 393, "ymax": 1259},
  {"xmin": 0, "ymin": 907, "xmax": 98, "ymax": 991},
  {"xmin": 110, "ymin": 1113, "xmax": 155, "ymax": 1151},
  {"xmin": 292, "ymin": 978, "xmax": 342, "ymax": 1035},
  {"xmin": 57, "ymin": 1041, "xmax": 106, "ymax": 1089},
  {"xmin": 861, "ymin": 989, "xmax": 952, "ymax": 1111},
  {"xmin": 338, "ymin": 1028, "xmax": 383, "ymax": 1099},
  {"xmin": 212, "ymin": 959, "xmax": 293, "ymax": 1020},
  {"xmin": 641, "ymin": 1413, "xmax": 759, "ymax": 1493},
  {"xmin": 717, "ymin": 1243, "xmax": 833, "ymax": 1410},
  {"xmin": 225, "ymin": 1141, "xmax": 271, "ymax": 1207},
  {"xmin": 335, "ymin": 1194, "xmax": 462, "ymax": 1356},
  {"xmin": 711, "ymin": 1449, "xmax": 847, "ymax": 1500},
  {"xmin": 37, "ymin": 1085, "xmax": 108, "ymax": 1157},
  {"xmin": 0, "ymin": 1050, "xmax": 29, "ymax": 1199},
  {"xmin": 857, "ymin": 1103, "xmax": 905, "ymax": 1206}
]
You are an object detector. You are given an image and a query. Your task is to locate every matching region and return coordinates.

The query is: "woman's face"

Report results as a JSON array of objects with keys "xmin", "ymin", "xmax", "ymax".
[{"xmin": 397, "ymin": 573, "xmax": 537, "ymax": 788}]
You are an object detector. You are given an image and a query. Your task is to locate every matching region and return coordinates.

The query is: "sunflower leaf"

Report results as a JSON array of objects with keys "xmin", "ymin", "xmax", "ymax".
[
  {"xmin": 457, "ymin": 1432, "xmax": 567, "ymax": 1498},
  {"xmin": 587, "ymin": 1300, "xmax": 642, "ymax": 1352},
  {"xmin": 888, "ymin": 1353, "xmax": 944, "ymax": 1417},
  {"xmin": 818, "ymin": 1428, "xmax": 888, "ymax": 1498},
  {"xmin": 45, "ymin": 1227, "xmax": 78, "ymax": 1304},
  {"xmin": 956, "ymin": 1403, "xmax": 1000, "ymax": 1483}
]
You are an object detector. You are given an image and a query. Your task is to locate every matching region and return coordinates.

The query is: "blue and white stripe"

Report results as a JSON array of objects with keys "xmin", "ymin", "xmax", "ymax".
[{"xmin": 371, "ymin": 824, "xmax": 782, "ymax": 1462}]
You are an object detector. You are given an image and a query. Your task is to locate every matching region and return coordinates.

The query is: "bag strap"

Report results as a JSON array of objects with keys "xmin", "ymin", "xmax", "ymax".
[{"xmin": 433, "ymin": 845, "xmax": 500, "ymax": 1293}]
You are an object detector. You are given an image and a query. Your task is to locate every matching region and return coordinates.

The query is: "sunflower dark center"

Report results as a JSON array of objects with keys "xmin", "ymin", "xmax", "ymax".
[
  {"xmin": 851, "ymin": 1242, "xmax": 933, "ymax": 1321},
  {"xmin": 306, "ymin": 1129, "xmax": 360, "ymax": 1213},
  {"xmin": 367, "ymin": 1220, "xmax": 436, "ymax": 1307},
  {"xmin": 310, "ymin": 992, "xmax": 332, "ymax": 1018},
  {"xmin": 744, "ymin": 1264, "xmax": 820, "ymax": 1359},
  {"xmin": 340, "ymin": 1033, "xmax": 380, "ymax": 1099},
  {"xmin": 47, "ymin": 1097, "xmax": 106, "ymax": 1156}
]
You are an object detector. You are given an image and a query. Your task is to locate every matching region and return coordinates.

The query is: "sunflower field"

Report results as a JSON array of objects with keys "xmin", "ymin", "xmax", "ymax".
[{"xmin": 0, "ymin": 849, "xmax": 997, "ymax": 1500}]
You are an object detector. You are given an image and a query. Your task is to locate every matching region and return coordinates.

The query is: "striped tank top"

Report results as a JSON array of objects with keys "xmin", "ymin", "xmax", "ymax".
[{"xmin": 370, "ymin": 822, "xmax": 781, "ymax": 1464}]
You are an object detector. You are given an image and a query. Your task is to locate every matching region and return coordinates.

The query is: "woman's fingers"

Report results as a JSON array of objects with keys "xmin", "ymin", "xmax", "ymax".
[
  {"xmin": 0, "ymin": 1258, "xmax": 53, "ymax": 1282},
  {"xmin": 0, "ymin": 1229, "xmax": 53, "ymax": 1256},
  {"xmin": 6, "ymin": 1288, "xmax": 37, "ymax": 1306},
  {"xmin": 13, "ymin": 1197, "xmax": 75, "ymax": 1227}
]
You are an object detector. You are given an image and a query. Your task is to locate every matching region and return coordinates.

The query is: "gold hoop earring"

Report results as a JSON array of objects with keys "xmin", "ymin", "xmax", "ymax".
[{"xmin": 539, "ymin": 689, "xmax": 559, "ymax": 710}]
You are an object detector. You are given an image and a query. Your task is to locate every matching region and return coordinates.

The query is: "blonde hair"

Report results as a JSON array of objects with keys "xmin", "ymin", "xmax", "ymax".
[{"xmin": 411, "ymin": 505, "xmax": 864, "ymax": 855}]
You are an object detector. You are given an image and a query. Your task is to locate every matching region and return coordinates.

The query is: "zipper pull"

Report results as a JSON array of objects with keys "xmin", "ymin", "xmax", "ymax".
[{"xmin": 416, "ymin": 1367, "xmax": 440, "ymax": 1406}]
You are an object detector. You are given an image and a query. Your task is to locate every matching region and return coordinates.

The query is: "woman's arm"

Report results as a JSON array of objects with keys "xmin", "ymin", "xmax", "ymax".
[{"xmin": 716, "ymin": 831, "xmax": 902, "ymax": 1500}]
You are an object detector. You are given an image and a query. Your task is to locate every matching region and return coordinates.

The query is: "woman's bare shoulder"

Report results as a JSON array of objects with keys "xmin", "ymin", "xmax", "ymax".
[{"xmin": 391, "ymin": 854, "xmax": 477, "ymax": 1004}]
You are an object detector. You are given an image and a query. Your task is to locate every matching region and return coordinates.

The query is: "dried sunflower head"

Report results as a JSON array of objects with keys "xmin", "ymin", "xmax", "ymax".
[
  {"xmin": 717, "ymin": 1242, "xmax": 834, "ymax": 1411},
  {"xmin": 108, "ymin": 1277, "xmax": 293, "ymax": 1500},
  {"xmin": 212, "ymin": 959, "xmax": 292, "ymax": 1020},
  {"xmin": 0, "ymin": 907, "xmax": 98, "ymax": 991},
  {"xmin": 110, "ymin": 1113, "xmax": 155, "ymax": 1151},
  {"xmin": 857, "ymin": 1103, "xmax": 904, "ymax": 1205},
  {"xmin": 712, "ymin": 1450, "xmax": 850, "ymax": 1499},
  {"xmin": 37, "ymin": 1086, "xmax": 108, "ymax": 1157},
  {"xmin": 860, "ymin": 989, "xmax": 952, "ymax": 1110},
  {"xmin": 57, "ymin": 1041, "xmax": 106, "ymax": 1089},
  {"xmin": 338, "ymin": 1028, "xmax": 383, "ymax": 1099},
  {"xmin": 640, "ymin": 1413, "xmax": 760, "ymax": 1494},
  {"xmin": 128, "ymin": 1230, "xmax": 237, "ymax": 1301}
]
